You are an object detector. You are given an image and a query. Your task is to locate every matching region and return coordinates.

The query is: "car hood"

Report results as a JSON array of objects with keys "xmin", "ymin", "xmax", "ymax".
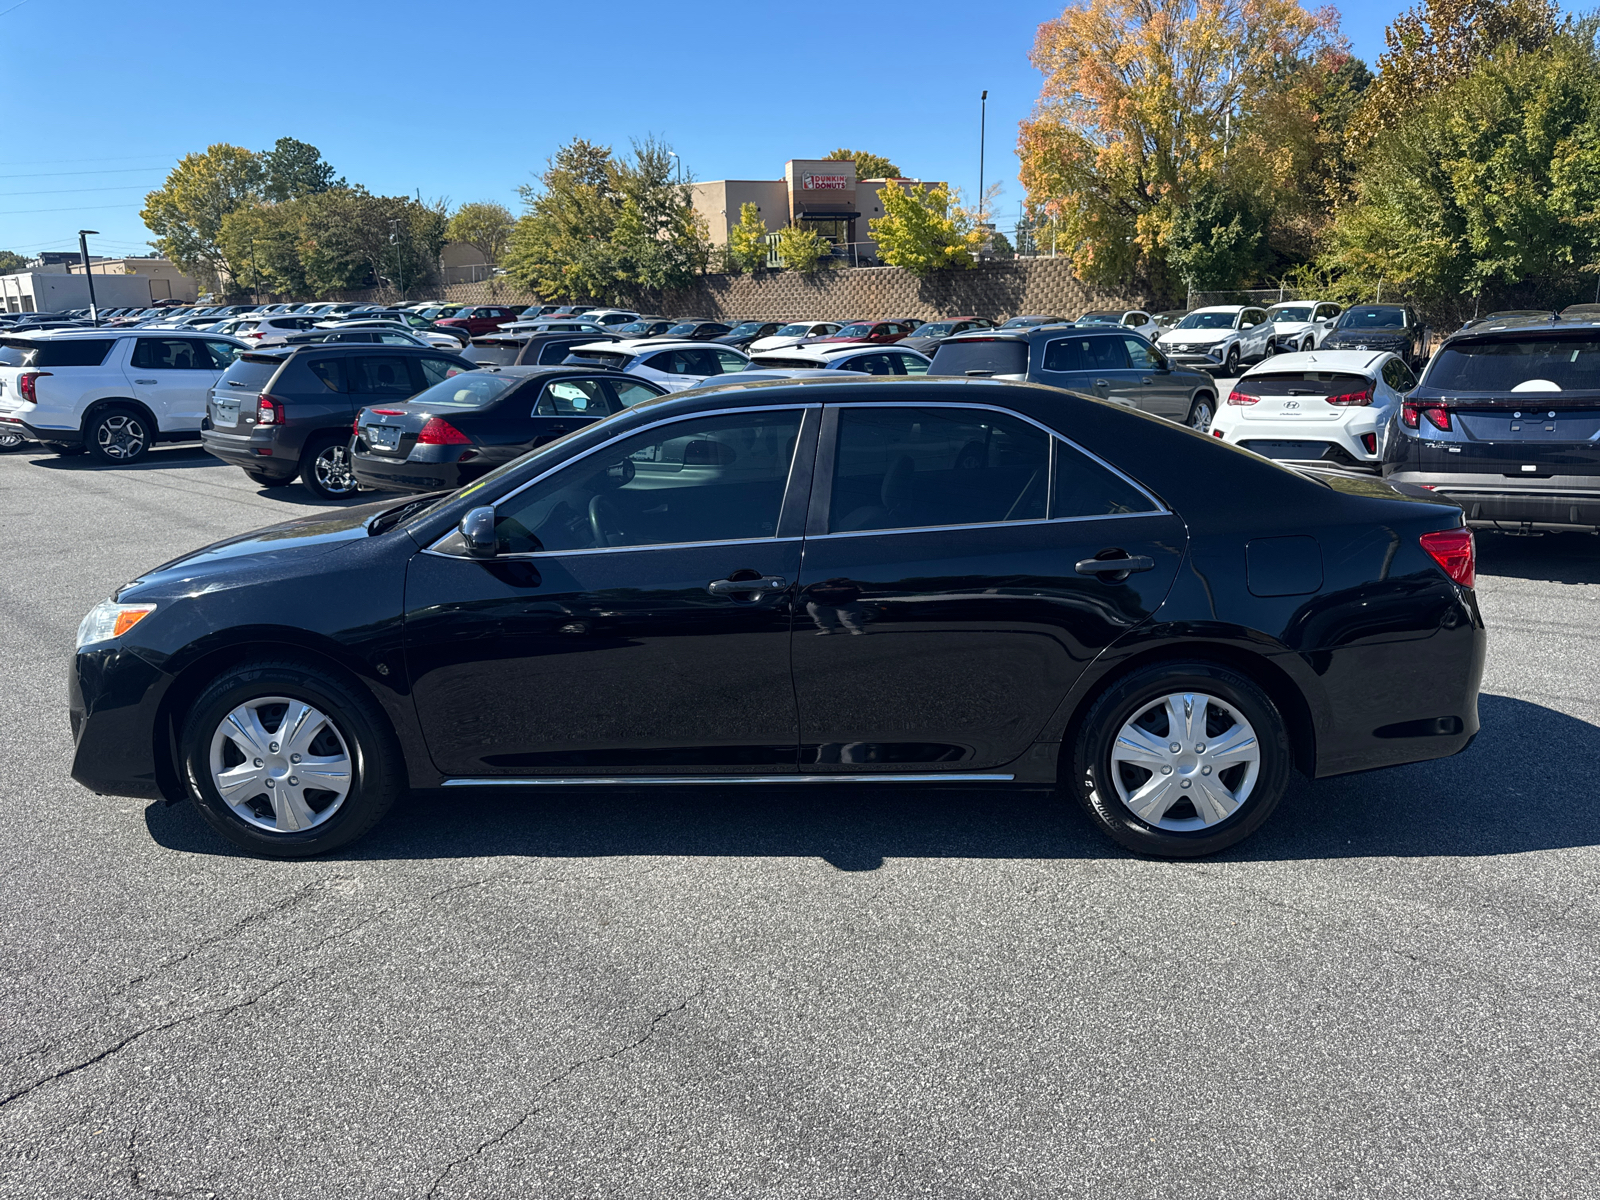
[
  {"xmin": 1159, "ymin": 329, "xmax": 1233, "ymax": 345},
  {"xmin": 118, "ymin": 500, "xmax": 403, "ymax": 599},
  {"xmin": 747, "ymin": 335, "xmax": 808, "ymax": 352},
  {"xmin": 1270, "ymin": 320, "xmax": 1315, "ymax": 333}
]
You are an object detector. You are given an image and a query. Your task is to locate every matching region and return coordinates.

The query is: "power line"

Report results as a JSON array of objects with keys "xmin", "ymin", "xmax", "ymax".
[
  {"xmin": 0, "ymin": 166, "xmax": 166, "ymax": 181},
  {"xmin": 0, "ymin": 202, "xmax": 142, "ymax": 216},
  {"xmin": 0, "ymin": 153, "xmax": 178, "ymax": 168},
  {"xmin": 0, "ymin": 184, "xmax": 154, "ymax": 198}
]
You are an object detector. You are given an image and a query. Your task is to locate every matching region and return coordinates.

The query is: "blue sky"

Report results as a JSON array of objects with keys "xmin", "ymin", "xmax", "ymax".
[{"xmin": 0, "ymin": 0, "xmax": 1474, "ymax": 260}]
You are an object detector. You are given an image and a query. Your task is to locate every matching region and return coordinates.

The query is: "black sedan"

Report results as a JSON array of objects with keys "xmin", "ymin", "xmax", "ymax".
[
  {"xmin": 349, "ymin": 365, "xmax": 666, "ymax": 493},
  {"xmin": 1320, "ymin": 305, "xmax": 1427, "ymax": 366},
  {"xmin": 715, "ymin": 321, "xmax": 784, "ymax": 350},
  {"xmin": 69, "ymin": 377, "xmax": 1484, "ymax": 859}
]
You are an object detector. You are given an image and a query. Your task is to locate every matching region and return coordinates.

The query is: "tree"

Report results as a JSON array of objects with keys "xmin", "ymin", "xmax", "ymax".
[
  {"xmin": 219, "ymin": 202, "xmax": 307, "ymax": 297},
  {"xmin": 140, "ymin": 144, "xmax": 263, "ymax": 287},
  {"xmin": 869, "ymin": 182, "xmax": 986, "ymax": 274},
  {"xmin": 262, "ymin": 137, "xmax": 343, "ymax": 202},
  {"xmin": 726, "ymin": 202, "xmax": 770, "ymax": 273},
  {"xmin": 1017, "ymin": 0, "xmax": 1341, "ymax": 286},
  {"xmin": 775, "ymin": 223, "xmax": 831, "ymax": 274},
  {"xmin": 607, "ymin": 138, "xmax": 712, "ymax": 292},
  {"xmin": 0, "ymin": 250, "xmax": 28, "ymax": 274},
  {"xmin": 827, "ymin": 148, "xmax": 902, "ymax": 179},
  {"xmin": 447, "ymin": 202, "xmax": 515, "ymax": 268},
  {"xmin": 1167, "ymin": 179, "xmax": 1272, "ymax": 289}
]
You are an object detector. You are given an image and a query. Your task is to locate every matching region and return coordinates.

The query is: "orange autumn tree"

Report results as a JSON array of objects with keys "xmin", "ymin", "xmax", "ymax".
[{"xmin": 1019, "ymin": 0, "xmax": 1342, "ymax": 287}]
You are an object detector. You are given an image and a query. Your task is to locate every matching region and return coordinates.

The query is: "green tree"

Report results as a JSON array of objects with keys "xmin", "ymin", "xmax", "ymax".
[
  {"xmin": 726, "ymin": 202, "xmax": 769, "ymax": 273},
  {"xmin": 262, "ymin": 137, "xmax": 343, "ymax": 202},
  {"xmin": 775, "ymin": 223, "xmax": 831, "ymax": 274},
  {"xmin": 140, "ymin": 144, "xmax": 263, "ymax": 287},
  {"xmin": 826, "ymin": 148, "xmax": 902, "ymax": 179},
  {"xmin": 607, "ymin": 138, "xmax": 711, "ymax": 292},
  {"xmin": 447, "ymin": 201, "xmax": 516, "ymax": 268},
  {"xmin": 219, "ymin": 202, "xmax": 307, "ymax": 297},
  {"xmin": 1167, "ymin": 180, "xmax": 1272, "ymax": 289},
  {"xmin": 0, "ymin": 250, "xmax": 28, "ymax": 274},
  {"xmin": 869, "ymin": 182, "xmax": 986, "ymax": 275}
]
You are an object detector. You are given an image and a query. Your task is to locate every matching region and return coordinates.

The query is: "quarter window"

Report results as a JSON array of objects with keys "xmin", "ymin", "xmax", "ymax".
[
  {"xmin": 348, "ymin": 355, "xmax": 416, "ymax": 396},
  {"xmin": 537, "ymin": 379, "xmax": 608, "ymax": 415},
  {"xmin": 418, "ymin": 356, "xmax": 466, "ymax": 387},
  {"xmin": 492, "ymin": 409, "xmax": 804, "ymax": 554}
]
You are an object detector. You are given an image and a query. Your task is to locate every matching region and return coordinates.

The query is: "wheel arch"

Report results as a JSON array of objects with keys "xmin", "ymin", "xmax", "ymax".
[{"xmin": 81, "ymin": 395, "xmax": 159, "ymax": 436}]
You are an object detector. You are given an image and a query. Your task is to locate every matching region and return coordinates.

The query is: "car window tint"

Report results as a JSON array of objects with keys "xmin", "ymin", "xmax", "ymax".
[
  {"xmin": 894, "ymin": 352, "xmax": 929, "ymax": 375},
  {"xmin": 203, "ymin": 340, "xmax": 241, "ymax": 369},
  {"xmin": 534, "ymin": 341, "xmax": 580, "ymax": 365},
  {"xmin": 131, "ymin": 338, "xmax": 209, "ymax": 370},
  {"xmin": 1382, "ymin": 359, "xmax": 1417, "ymax": 390},
  {"xmin": 30, "ymin": 338, "xmax": 116, "ymax": 367},
  {"xmin": 348, "ymin": 355, "xmax": 416, "ymax": 395},
  {"xmin": 494, "ymin": 409, "xmax": 804, "ymax": 554},
  {"xmin": 712, "ymin": 350, "xmax": 747, "ymax": 374},
  {"xmin": 928, "ymin": 339, "xmax": 1028, "ymax": 376},
  {"xmin": 1051, "ymin": 442, "xmax": 1160, "ymax": 519},
  {"xmin": 307, "ymin": 358, "xmax": 345, "ymax": 392},
  {"xmin": 1042, "ymin": 338, "xmax": 1087, "ymax": 373},
  {"xmin": 537, "ymin": 379, "xmax": 608, "ymax": 416},
  {"xmin": 610, "ymin": 381, "xmax": 661, "ymax": 407},
  {"xmin": 1123, "ymin": 336, "xmax": 1162, "ymax": 371},
  {"xmin": 849, "ymin": 353, "xmax": 898, "ymax": 376},
  {"xmin": 828, "ymin": 407, "xmax": 1050, "ymax": 533},
  {"xmin": 418, "ymin": 356, "xmax": 466, "ymax": 387}
]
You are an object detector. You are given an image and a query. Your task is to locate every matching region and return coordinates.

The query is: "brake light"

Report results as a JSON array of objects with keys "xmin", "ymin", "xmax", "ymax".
[
  {"xmin": 1226, "ymin": 389, "xmax": 1257, "ymax": 405},
  {"xmin": 1402, "ymin": 403, "xmax": 1419, "ymax": 428},
  {"xmin": 1423, "ymin": 406, "xmax": 1451, "ymax": 430},
  {"xmin": 1212, "ymin": 429, "xmax": 1224, "ymax": 438},
  {"xmin": 1325, "ymin": 388, "xmax": 1373, "ymax": 406},
  {"xmin": 256, "ymin": 393, "xmax": 285, "ymax": 425},
  {"xmin": 368, "ymin": 409, "xmax": 406, "ymax": 415},
  {"xmin": 1419, "ymin": 527, "xmax": 1475, "ymax": 588},
  {"xmin": 1403, "ymin": 403, "xmax": 1450, "ymax": 430},
  {"xmin": 416, "ymin": 417, "xmax": 470, "ymax": 445},
  {"xmin": 17, "ymin": 370, "xmax": 48, "ymax": 404}
]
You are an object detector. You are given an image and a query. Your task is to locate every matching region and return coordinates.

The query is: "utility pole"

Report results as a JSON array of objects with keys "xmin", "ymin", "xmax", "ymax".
[
  {"xmin": 978, "ymin": 90, "xmax": 987, "ymax": 226},
  {"xmin": 389, "ymin": 219, "xmax": 404, "ymax": 303},
  {"xmin": 77, "ymin": 230, "xmax": 100, "ymax": 326},
  {"xmin": 250, "ymin": 239, "xmax": 260, "ymax": 305}
]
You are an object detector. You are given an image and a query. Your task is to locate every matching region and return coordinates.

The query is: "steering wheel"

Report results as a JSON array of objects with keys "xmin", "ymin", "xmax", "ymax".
[{"xmin": 588, "ymin": 494, "xmax": 627, "ymax": 548}]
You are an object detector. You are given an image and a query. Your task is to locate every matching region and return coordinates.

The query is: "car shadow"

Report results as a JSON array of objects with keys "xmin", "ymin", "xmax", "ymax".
[
  {"xmin": 1477, "ymin": 530, "xmax": 1600, "ymax": 585},
  {"xmin": 24, "ymin": 445, "xmax": 226, "ymax": 471},
  {"xmin": 144, "ymin": 694, "xmax": 1600, "ymax": 867}
]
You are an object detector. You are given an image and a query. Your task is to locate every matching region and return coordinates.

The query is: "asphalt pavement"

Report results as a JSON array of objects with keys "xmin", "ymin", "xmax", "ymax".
[{"xmin": 2, "ymin": 441, "xmax": 1597, "ymax": 1199}]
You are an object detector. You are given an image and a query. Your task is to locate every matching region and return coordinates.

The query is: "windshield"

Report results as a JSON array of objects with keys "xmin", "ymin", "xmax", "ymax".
[
  {"xmin": 666, "ymin": 323, "xmax": 701, "ymax": 336},
  {"xmin": 727, "ymin": 322, "xmax": 766, "ymax": 336},
  {"xmin": 774, "ymin": 324, "xmax": 811, "ymax": 336},
  {"xmin": 617, "ymin": 321, "xmax": 652, "ymax": 334},
  {"xmin": 837, "ymin": 323, "xmax": 873, "ymax": 338},
  {"xmin": 916, "ymin": 322, "xmax": 956, "ymax": 336},
  {"xmin": 1075, "ymin": 313, "xmax": 1122, "ymax": 326},
  {"xmin": 1425, "ymin": 338, "xmax": 1600, "ymax": 393},
  {"xmin": 1337, "ymin": 307, "xmax": 1406, "ymax": 330},
  {"xmin": 410, "ymin": 372, "xmax": 519, "ymax": 408},
  {"xmin": 1176, "ymin": 311, "xmax": 1238, "ymax": 330},
  {"xmin": 1270, "ymin": 306, "xmax": 1313, "ymax": 323}
]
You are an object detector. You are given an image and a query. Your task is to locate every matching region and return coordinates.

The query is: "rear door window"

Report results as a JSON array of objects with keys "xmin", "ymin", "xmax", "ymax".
[
  {"xmin": 846, "ymin": 353, "xmax": 898, "ymax": 376},
  {"xmin": 131, "ymin": 338, "xmax": 210, "ymax": 370},
  {"xmin": 348, "ymin": 355, "xmax": 417, "ymax": 396},
  {"xmin": 307, "ymin": 358, "xmax": 345, "ymax": 392}
]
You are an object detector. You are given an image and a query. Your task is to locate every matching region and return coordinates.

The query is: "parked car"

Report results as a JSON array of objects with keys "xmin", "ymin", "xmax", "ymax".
[
  {"xmin": 749, "ymin": 344, "xmax": 931, "ymax": 374},
  {"xmin": 350, "ymin": 365, "xmax": 666, "ymax": 494},
  {"xmin": 1154, "ymin": 305, "xmax": 1275, "ymax": 374},
  {"xmin": 285, "ymin": 328, "xmax": 431, "ymax": 349},
  {"xmin": 747, "ymin": 321, "xmax": 842, "ymax": 353},
  {"xmin": 1462, "ymin": 309, "xmax": 1556, "ymax": 329},
  {"xmin": 464, "ymin": 331, "xmax": 622, "ymax": 368},
  {"xmin": 1073, "ymin": 310, "xmax": 1162, "ymax": 341},
  {"xmin": 0, "ymin": 328, "xmax": 245, "ymax": 462},
  {"xmin": 930, "ymin": 327, "xmax": 1219, "ymax": 428},
  {"xmin": 226, "ymin": 314, "xmax": 328, "ymax": 343},
  {"xmin": 1383, "ymin": 312, "xmax": 1600, "ymax": 530},
  {"xmin": 199, "ymin": 343, "xmax": 472, "ymax": 499},
  {"xmin": 69, "ymin": 375, "xmax": 1485, "ymax": 859},
  {"xmin": 1263, "ymin": 301, "xmax": 1344, "ymax": 353},
  {"xmin": 577, "ymin": 309, "xmax": 641, "ymax": 328},
  {"xmin": 326, "ymin": 310, "xmax": 471, "ymax": 347},
  {"xmin": 1209, "ymin": 350, "xmax": 1416, "ymax": 470},
  {"xmin": 998, "ymin": 315, "xmax": 1068, "ymax": 330},
  {"xmin": 500, "ymin": 318, "xmax": 608, "ymax": 336},
  {"xmin": 434, "ymin": 305, "xmax": 523, "ymax": 338},
  {"xmin": 611, "ymin": 318, "xmax": 677, "ymax": 340},
  {"xmin": 562, "ymin": 339, "xmax": 750, "ymax": 390},
  {"xmin": 649, "ymin": 319, "xmax": 734, "ymax": 342},
  {"xmin": 1319, "ymin": 305, "xmax": 1427, "ymax": 367},
  {"xmin": 897, "ymin": 318, "xmax": 995, "ymax": 356},
  {"xmin": 319, "ymin": 320, "xmax": 465, "ymax": 352},
  {"xmin": 805, "ymin": 320, "xmax": 917, "ymax": 347},
  {"xmin": 411, "ymin": 305, "xmax": 467, "ymax": 322},
  {"xmin": 716, "ymin": 321, "xmax": 785, "ymax": 350}
]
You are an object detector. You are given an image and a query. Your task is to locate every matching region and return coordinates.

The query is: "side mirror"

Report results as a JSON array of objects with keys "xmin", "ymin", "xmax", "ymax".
[{"xmin": 460, "ymin": 506, "xmax": 497, "ymax": 558}]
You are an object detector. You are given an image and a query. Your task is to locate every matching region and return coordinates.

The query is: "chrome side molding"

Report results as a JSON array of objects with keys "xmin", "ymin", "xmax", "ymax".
[{"xmin": 441, "ymin": 773, "xmax": 1017, "ymax": 787}]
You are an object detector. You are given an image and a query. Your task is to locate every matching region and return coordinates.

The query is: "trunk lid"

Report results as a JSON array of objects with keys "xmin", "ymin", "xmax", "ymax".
[{"xmin": 1232, "ymin": 370, "xmax": 1371, "ymax": 422}]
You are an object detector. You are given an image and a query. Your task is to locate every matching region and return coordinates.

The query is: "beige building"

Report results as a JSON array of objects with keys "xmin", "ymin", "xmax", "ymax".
[
  {"xmin": 65, "ymin": 256, "xmax": 197, "ymax": 304},
  {"xmin": 692, "ymin": 160, "xmax": 945, "ymax": 265}
]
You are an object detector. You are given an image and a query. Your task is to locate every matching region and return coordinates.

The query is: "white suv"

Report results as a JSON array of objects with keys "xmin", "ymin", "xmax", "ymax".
[{"xmin": 0, "ymin": 328, "xmax": 246, "ymax": 463}]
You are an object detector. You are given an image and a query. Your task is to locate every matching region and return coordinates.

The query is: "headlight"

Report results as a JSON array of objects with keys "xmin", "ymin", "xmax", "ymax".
[{"xmin": 76, "ymin": 599, "xmax": 156, "ymax": 649}]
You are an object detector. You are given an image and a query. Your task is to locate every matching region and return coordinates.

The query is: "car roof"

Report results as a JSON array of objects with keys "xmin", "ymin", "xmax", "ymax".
[
  {"xmin": 1240, "ymin": 350, "xmax": 1389, "ymax": 374},
  {"xmin": 570, "ymin": 339, "xmax": 735, "ymax": 355},
  {"xmin": 1191, "ymin": 305, "xmax": 1249, "ymax": 314},
  {"xmin": 1439, "ymin": 311, "xmax": 1600, "ymax": 345}
]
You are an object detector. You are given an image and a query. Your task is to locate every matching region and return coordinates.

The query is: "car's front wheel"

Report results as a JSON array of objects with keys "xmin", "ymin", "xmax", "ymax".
[
  {"xmin": 1070, "ymin": 661, "xmax": 1291, "ymax": 857},
  {"xmin": 180, "ymin": 659, "xmax": 404, "ymax": 857},
  {"xmin": 301, "ymin": 436, "xmax": 360, "ymax": 500},
  {"xmin": 1301, "ymin": 336, "xmax": 1315, "ymax": 353},
  {"xmin": 1186, "ymin": 394, "xmax": 1215, "ymax": 432},
  {"xmin": 1223, "ymin": 345, "xmax": 1241, "ymax": 375},
  {"xmin": 87, "ymin": 406, "xmax": 150, "ymax": 464}
]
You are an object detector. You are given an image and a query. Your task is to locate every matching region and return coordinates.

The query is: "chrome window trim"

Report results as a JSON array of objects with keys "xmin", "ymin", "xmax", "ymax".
[
  {"xmin": 460, "ymin": 534, "xmax": 805, "ymax": 562},
  {"xmin": 807, "ymin": 511, "xmax": 1170, "ymax": 542},
  {"xmin": 425, "ymin": 402, "xmax": 819, "ymax": 556},
  {"xmin": 442, "ymin": 772, "xmax": 1017, "ymax": 787}
]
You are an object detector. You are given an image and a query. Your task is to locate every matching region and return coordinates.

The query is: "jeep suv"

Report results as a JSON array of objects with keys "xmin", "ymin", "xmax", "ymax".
[
  {"xmin": 200, "ymin": 343, "xmax": 472, "ymax": 499},
  {"xmin": 0, "ymin": 328, "xmax": 246, "ymax": 463}
]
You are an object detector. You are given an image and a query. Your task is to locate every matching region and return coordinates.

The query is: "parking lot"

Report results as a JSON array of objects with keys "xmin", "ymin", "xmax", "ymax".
[{"xmin": 2, "ymin": 440, "xmax": 1598, "ymax": 1197}]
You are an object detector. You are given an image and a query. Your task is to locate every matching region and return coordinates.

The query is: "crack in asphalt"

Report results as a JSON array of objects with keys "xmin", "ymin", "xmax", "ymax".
[
  {"xmin": 421, "ymin": 984, "xmax": 705, "ymax": 1199},
  {"xmin": 0, "ymin": 978, "xmax": 292, "ymax": 1115},
  {"xmin": 118, "ymin": 882, "xmax": 322, "ymax": 994}
]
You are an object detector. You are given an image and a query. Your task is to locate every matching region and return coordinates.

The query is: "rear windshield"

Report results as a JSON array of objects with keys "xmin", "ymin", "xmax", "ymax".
[
  {"xmin": 216, "ymin": 355, "xmax": 283, "ymax": 391},
  {"xmin": 0, "ymin": 338, "xmax": 115, "ymax": 367},
  {"xmin": 466, "ymin": 341, "xmax": 523, "ymax": 366},
  {"xmin": 1233, "ymin": 371, "xmax": 1371, "ymax": 397},
  {"xmin": 411, "ymin": 372, "xmax": 519, "ymax": 409},
  {"xmin": 928, "ymin": 338, "xmax": 1029, "ymax": 376},
  {"xmin": 1425, "ymin": 338, "xmax": 1600, "ymax": 393}
]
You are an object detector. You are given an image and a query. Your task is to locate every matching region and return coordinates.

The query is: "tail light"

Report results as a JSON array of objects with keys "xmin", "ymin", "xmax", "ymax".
[
  {"xmin": 1402, "ymin": 403, "xmax": 1450, "ymax": 431},
  {"xmin": 416, "ymin": 417, "xmax": 470, "ymax": 445},
  {"xmin": 1360, "ymin": 433, "xmax": 1377, "ymax": 455},
  {"xmin": 255, "ymin": 393, "xmax": 285, "ymax": 425},
  {"xmin": 1325, "ymin": 387, "xmax": 1373, "ymax": 406},
  {"xmin": 1419, "ymin": 527, "xmax": 1475, "ymax": 588},
  {"xmin": 1212, "ymin": 429, "xmax": 1224, "ymax": 438},
  {"xmin": 17, "ymin": 370, "xmax": 49, "ymax": 404},
  {"xmin": 1226, "ymin": 389, "xmax": 1258, "ymax": 405}
]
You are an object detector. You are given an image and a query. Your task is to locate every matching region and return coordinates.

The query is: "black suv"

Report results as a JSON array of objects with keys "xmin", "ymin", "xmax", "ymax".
[
  {"xmin": 464, "ymin": 331, "xmax": 621, "ymax": 368},
  {"xmin": 201, "ymin": 343, "xmax": 472, "ymax": 499},
  {"xmin": 1320, "ymin": 305, "xmax": 1427, "ymax": 366},
  {"xmin": 929, "ymin": 327, "xmax": 1219, "ymax": 428},
  {"xmin": 1383, "ymin": 313, "xmax": 1600, "ymax": 531}
]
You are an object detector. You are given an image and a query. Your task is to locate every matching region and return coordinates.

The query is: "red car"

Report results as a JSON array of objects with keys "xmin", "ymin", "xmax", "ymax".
[
  {"xmin": 805, "ymin": 319, "xmax": 919, "ymax": 347},
  {"xmin": 434, "ymin": 305, "xmax": 523, "ymax": 337}
]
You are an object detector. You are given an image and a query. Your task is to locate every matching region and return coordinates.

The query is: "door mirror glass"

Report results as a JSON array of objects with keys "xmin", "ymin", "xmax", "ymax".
[{"xmin": 460, "ymin": 506, "xmax": 498, "ymax": 558}]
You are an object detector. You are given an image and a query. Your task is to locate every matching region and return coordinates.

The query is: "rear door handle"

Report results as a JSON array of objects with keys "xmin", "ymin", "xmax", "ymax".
[
  {"xmin": 1075, "ymin": 555, "xmax": 1155, "ymax": 577},
  {"xmin": 708, "ymin": 575, "xmax": 787, "ymax": 601},
  {"xmin": 134, "ymin": 378, "xmax": 158, "ymax": 384},
  {"xmin": 1094, "ymin": 378, "xmax": 1110, "ymax": 387},
  {"xmin": 1141, "ymin": 376, "xmax": 1154, "ymax": 385}
]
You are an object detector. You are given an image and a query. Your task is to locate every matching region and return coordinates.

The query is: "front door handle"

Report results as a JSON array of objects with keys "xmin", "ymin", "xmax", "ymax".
[
  {"xmin": 1075, "ymin": 554, "xmax": 1156, "ymax": 581},
  {"xmin": 1141, "ymin": 376, "xmax": 1154, "ymax": 385},
  {"xmin": 1094, "ymin": 378, "xmax": 1110, "ymax": 388},
  {"xmin": 134, "ymin": 378, "xmax": 158, "ymax": 384},
  {"xmin": 708, "ymin": 574, "xmax": 787, "ymax": 601}
]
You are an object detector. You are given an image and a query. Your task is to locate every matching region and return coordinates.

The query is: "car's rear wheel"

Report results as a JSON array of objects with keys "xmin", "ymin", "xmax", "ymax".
[
  {"xmin": 180, "ymin": 659, "xmax": 403, "ymax": 857},
  {"xmin": 0, "ymin": 430, "xmax": 22, "ymax": 450},
  {"xmin": 1070, "ymin": 661, "xmax": 1291, "ymax": 857},
  {"xmin": 87, "ymin": 406, "xmax": 150, "ymax": 464},
  {"xmin": 301, "ymin": 436, "xmax": 360, "ymax": 500},
  {"xmin": 1185, "ymin": 394, "xmax": 1215, "ymax": 432}
]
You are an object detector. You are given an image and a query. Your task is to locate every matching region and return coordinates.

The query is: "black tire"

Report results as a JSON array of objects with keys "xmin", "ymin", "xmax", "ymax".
[
  {"xmin": 244, "ymin": 469, "xmax": 294, "ymax": 488},
  {"xmin": 1185, "ymin": 394, "xmax": 1216, "ymax": 432},
  {"xmin": 1070, "ymin": 660, "xmax": 1292, "ymax": 858},
  {"xmin": 300, "ymin": 435, "xmax": 360, "ymax": 500},
  {"xmin": 180, "ymin": 658, "xmax": 404, "ymax": 857},
  {"xmin": 1223, "ymin": 344, "xmax": 1240, "ymax": 375},
  {"xmin": 85, "ymin": 405, "xmax": 151, "ymax": 464}
]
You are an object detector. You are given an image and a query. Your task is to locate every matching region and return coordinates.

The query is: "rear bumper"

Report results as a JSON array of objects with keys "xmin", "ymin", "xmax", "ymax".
[
  {"xmin": 1383, "ymin": 470, "xmax": 1600, "ymax": 531},
  {"xmin": 1, "ymin": 414, "xmax": 82, "ymax": 445},
  {"xmin": 201, "ymin": 428, "xmax": 297, "ymax": 477},
  {"xmin": 351, "ymin": 448, "xmax": 473, "ymax": 493}
]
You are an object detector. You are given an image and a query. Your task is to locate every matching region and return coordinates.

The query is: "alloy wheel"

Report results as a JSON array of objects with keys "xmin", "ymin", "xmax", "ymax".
[
  {"xmin": 96, "ymin": 413, "xmax": 146, "ymax": 460},
  {"xmin": 208, "ymin": 696, "xmax": 352, "ymax": 833},
  {"xmin": 1109, "ymin": 691, "xmax": 1260, "ymax": 830},
  {"xmin": 313, "ymin": 444, "xmax": 358, "ymax": 496},
  {"xmin": 0, "ymin": 430, "xmax": 22, "ymax": 449},
  {"xmin": 1188, "ymin": 399, "xmax": 1215, "ymax": 432}
]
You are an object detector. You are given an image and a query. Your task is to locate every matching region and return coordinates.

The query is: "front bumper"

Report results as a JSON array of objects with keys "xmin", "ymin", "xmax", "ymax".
[
  {"xmin": 1163, "ymin": 347, "xmax": 1226, "ymax": 369},
  {"xmin": 69, "ymin": 645, "xmax": 173, "ymax": 800}
]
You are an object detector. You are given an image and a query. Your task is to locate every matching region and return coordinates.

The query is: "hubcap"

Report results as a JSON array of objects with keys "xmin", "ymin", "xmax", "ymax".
[
  {"xmin": 1109, "ymin": 692, "xmax": 1260, "ymax": 830},
  {"xmin": 208, "ymin": 696, "xmax": 352, "ymax": 833},
  {"xmin": 97, "ymin": 414, "xmax": 145, "ymax": 459},
  {"xmin": 314, "ymin": 444, "xmax": 356, "ymax": 494}
]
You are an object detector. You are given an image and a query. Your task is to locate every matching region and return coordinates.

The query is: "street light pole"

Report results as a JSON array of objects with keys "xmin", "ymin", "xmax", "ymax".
[
  {"xmin": 77, "ymin": 229, "xmax": 100, "ymax": 326},
  {"xmin": 978, "ymin": 91, "xmax": 987, "ymax": 226},
  {"xmin": 669, "ymin": 151, "xmax": 681, "ymax": 186}
]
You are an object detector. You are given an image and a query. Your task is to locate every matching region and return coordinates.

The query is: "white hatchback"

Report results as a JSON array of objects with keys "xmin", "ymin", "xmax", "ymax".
[
  {"xmin": 1209, "ymin": 349, "xmax": 1418, "ymax": 471},
  {"xmin": 562, "ymin": 340, "xmax": 751, "ymax": 391}
]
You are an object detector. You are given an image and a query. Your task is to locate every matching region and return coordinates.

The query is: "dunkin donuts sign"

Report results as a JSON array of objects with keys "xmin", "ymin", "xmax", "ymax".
[{"xmin": 803, "ymin": 174, "xmax": 849, "ymax": 190}]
